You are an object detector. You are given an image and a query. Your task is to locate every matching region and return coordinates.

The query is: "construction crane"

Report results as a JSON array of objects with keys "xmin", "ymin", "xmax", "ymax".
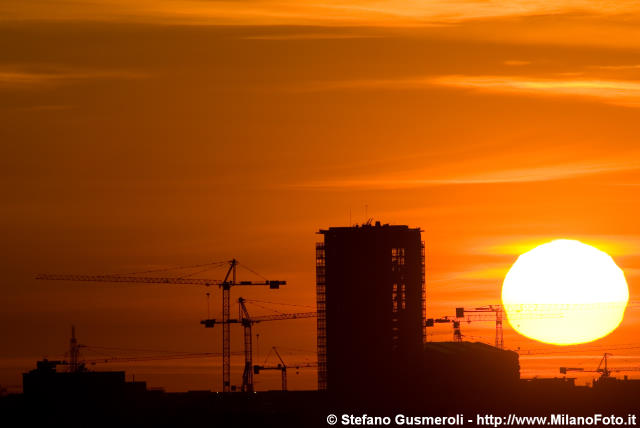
[
  {"xmin": 456, "ymin": 306, "xmax": 504, "ymax": 349},
  {"xmin": 425, "ymin": 316, "xmax": 463, "ymax": 342},
  {"xmin": 253, "ymin": 346, "xmax": 288, "ymax": 391},
  {"xmin": 36, "ymin": 258, "xmax": 286, "ymax": 392},
  {"xmin": 429, "ymin": 302, "xmax": 640, "ymax": 349},
  {"xmin": 427, "ymin": 314, "xmax": 502, "ymax": 343},
  {"xmin": 57, "ymin": 329, "xmax": 239, "ymax": 365},
  {"xmin": 68, "ymin": 325, "xmax": 86, "ymax": 373},
  {"xmin": 427, "ymin": 305, "xmax": 561, "ymax": 348},
  {"xmin": 201, "ymin": 297, "xmax": 316, "ymax": 392},
  {"xmin": 560, "ymin": 353, "xmax": 640, "ymax": 381}
]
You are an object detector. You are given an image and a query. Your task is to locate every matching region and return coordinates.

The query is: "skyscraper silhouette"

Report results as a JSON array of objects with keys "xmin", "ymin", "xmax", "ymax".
[{"xmin": 316, "ymin": 222, "xmax": 425, "ymax": 393}]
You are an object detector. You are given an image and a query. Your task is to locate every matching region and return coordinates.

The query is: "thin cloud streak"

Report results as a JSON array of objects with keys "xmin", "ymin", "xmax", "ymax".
[
  {"xmin": 240, "ymin": 33, "xmax": 384, "ymax": 40},
  {"xmin": 589, "ymin": 65, "xmax": 640, "ymax": 70},
  {"xmin": 430, "ymin": 75, "xmax": 640, "ymax": 107},
  {"xmin": 3, "ymin": 0, "xmax": 640, "ymax": 25},
  {"xmin": 312, "ymin": 75, "xmax": 640, "ymax": 108},
  {"xmin": 476, "ymin": 235, "xmax": 640, "ymax": 258},
  {"xmin": 0, "ymin": 67, "xmax": 146, "ymax": 88},
  {"xmin": 504, "ymin": 60, "xmax": 532, "ymax": 66},
  {"xmin": 296, "ymin": 160, "xmax": 640, "ymax": 190}
]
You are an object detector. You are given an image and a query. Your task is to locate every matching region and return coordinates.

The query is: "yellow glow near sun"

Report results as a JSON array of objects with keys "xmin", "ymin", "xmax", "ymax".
[{"xmin": 502, "ymin": 239, "xmax": 629, "ymax": 345}]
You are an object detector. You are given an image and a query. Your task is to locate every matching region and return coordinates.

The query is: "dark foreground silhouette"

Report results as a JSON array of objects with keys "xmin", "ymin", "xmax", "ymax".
[{"xmin": 3, "ymin": 361, "xmax": 640, "ymax": 428}]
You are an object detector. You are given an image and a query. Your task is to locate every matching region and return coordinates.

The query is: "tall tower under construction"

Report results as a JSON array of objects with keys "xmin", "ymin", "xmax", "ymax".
[{"xmin": 316, "ymin": 222, "xmax": 425, "ymax": 392}]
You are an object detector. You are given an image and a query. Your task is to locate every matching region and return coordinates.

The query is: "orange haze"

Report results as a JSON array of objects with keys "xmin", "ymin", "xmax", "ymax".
[{"xmin": 2, "ymin": 1, "xmax": 640, "ymax": 392}]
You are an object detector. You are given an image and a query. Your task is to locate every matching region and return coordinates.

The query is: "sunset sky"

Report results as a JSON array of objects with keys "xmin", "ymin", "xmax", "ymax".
[{"xmin": 2, "ymin": 0, "xmax": 640, "ymax": 392}]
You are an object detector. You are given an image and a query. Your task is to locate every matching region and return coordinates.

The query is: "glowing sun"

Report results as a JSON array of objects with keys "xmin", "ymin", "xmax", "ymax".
[{"xmin": 502, "ymin": 239, "xmax": 628, "ymax": 345}]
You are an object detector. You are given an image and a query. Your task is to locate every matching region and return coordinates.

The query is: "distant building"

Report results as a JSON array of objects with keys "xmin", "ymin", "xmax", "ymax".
[
  {"xmin": 316, "ymin": 222, "xmax": 425, "ymax": 392},
  {"xmin": 422, "ymin": 342, "xmax": 520, "ymax": 393},
  {"xmin": 22, "ymin": 359, "xmax": 146, "ymax": 398}
]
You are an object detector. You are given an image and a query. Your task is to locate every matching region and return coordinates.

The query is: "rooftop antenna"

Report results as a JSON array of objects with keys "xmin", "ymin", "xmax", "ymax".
[
  {"xmin": 69, "ymin": 326, "xmax": 81, "ymax": 373},
  {"xmin": 206, "ymin": 292, "xmax": 211, "ymax": 319}
]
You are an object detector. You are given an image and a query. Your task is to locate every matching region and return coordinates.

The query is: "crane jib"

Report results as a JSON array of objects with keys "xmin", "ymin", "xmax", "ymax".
[{"xmin": 35, "ymin": 274, "xmax": 286, "ymax": 288}]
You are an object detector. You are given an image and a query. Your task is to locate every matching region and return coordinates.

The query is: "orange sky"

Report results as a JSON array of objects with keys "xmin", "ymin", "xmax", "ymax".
[{"xmin": 2, "ymin": 1, "xmax": 640, "ymax": 392}]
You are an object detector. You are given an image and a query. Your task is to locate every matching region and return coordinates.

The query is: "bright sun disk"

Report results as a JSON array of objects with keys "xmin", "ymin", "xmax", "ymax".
[{"xmin": 501, "ymin": 239, "xmax": 628, "ymax": 345}]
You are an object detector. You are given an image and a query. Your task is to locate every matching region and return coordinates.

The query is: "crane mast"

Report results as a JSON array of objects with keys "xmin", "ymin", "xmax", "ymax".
[
  {"xmin": 238, "ymin": 297, "xmax": 253, "ymax": 392},
  {"xmin": 273, "ymin": 346, "xmax": 287, "ymax": 391},
  {"xmin": 202, "ymin": 297, "xmax": 316, "ymax": 392},
  {"xmin": 221, "ymin": 260, "xmax": 235, "ymax": 392}
]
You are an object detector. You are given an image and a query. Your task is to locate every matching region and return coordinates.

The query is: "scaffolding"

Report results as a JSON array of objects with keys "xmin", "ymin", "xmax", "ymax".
[
  {"xmin": 316, "ymin": 242, "xmax": 327, "ymax": 391},
  {"xmin": 421, "ymin": 241, "xmax": 426, "ymax": 343}
]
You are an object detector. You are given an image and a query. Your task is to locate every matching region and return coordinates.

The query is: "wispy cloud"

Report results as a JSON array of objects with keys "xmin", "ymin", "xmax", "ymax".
[
  {"xmin": 240, "ymin": 33, "xmax": 384, "ymax": 40},
  {"xmin": 477, "ymin": 235, "xmax": 640, "ymax": 258},
  {"xmin": 3, "ymin": 0, "xmax": 640, "ymax": 26},
  {"xmin": 589, "ymin": 65, "xmax": 640, "ymax": 70},
  {"xmin": 429, "ymin": 75, "xmax": 640, "ymax": 107},
  {"xmin": 15, "ymin": 105, "xmax": 73, "ymax": 111},
  {"xmin": 0, "ymin": 67, "xmax": 146, "ymax": 88},
  {"xmin": 452, "ymin": 265, "xmax": 511, "ymax": 281},
  {"xmin": 504, "ymin": 60, "xmax": 531, "ymax": 66},
  {"xmin": 297, "ymin": 159, "xmax": 640, "ymax": 190},
  {"xmin": 315, "ymin": 74, "xmax": 640, "ymax": 108}
]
